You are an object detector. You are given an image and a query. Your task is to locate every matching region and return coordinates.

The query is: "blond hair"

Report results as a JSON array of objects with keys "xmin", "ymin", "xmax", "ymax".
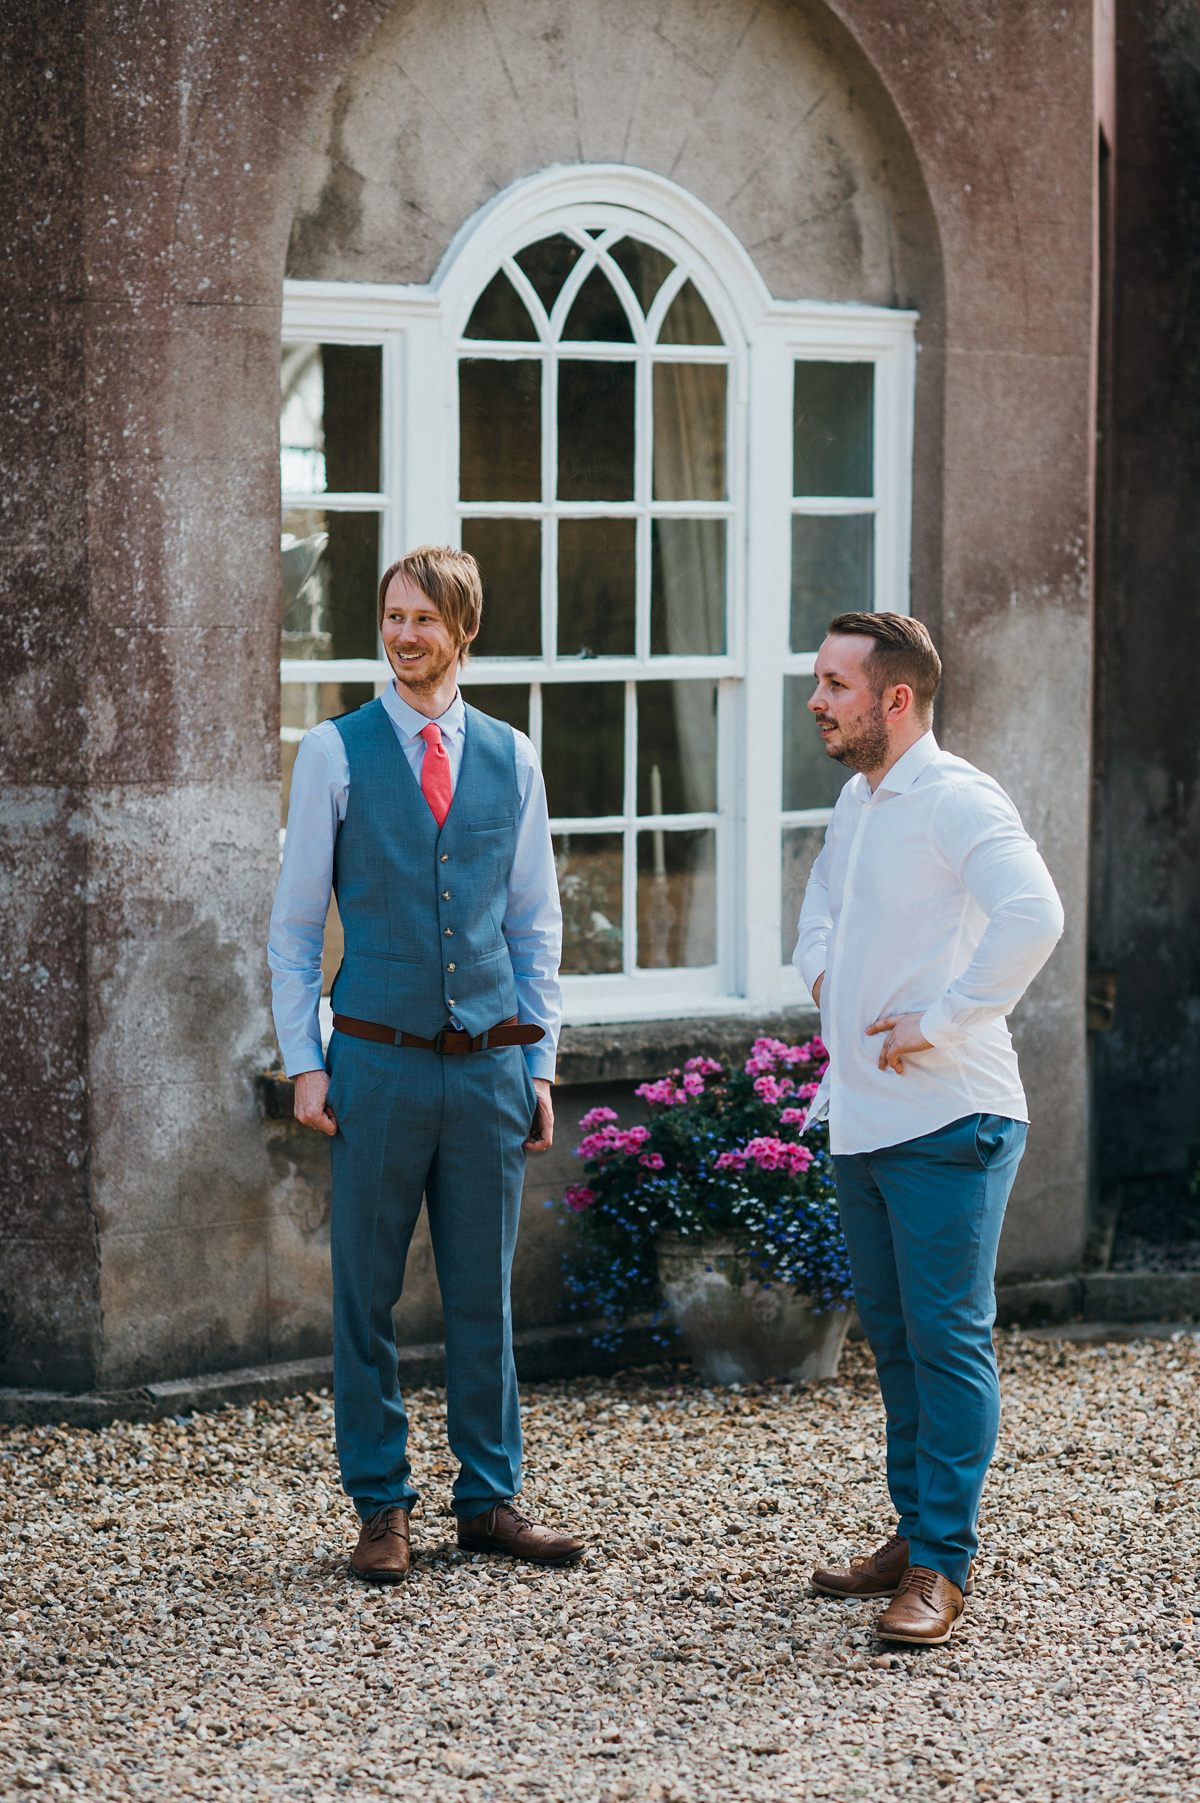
[{"xmin": 377, "ymin": 545, "xmax": 483, "ymax": 659}]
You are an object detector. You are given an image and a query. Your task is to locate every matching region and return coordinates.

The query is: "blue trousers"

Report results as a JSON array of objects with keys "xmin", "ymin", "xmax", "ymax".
[
  {"xmin": 326, "ymin": 1031, "xmax": 536, "ymax": 1521},
  {"xmin": 832, "ymin": 1113, "xmax": 1027, "ymax": 1589}
]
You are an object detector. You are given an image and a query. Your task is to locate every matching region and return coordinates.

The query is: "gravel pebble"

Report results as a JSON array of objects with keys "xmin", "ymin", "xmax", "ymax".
[{"xmin": 1, "ymin": 1332, "xmax": 1198, "ymax": 1800}]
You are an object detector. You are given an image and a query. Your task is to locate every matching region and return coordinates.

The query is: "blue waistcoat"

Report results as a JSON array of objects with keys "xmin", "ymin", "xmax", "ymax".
[{"xmin": 329, "ymin": 698, "xmax": 521, "ymax": 1037}]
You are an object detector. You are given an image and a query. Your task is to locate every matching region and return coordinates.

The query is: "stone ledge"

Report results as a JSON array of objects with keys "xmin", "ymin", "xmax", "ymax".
[
  {"xmin": 257, "ymin": 1010, "xmax": 822, "ymax": 1116},
  {"xmin": 0, "ymin": 1318, "xmax": 670, "ymax": 1429},
  {"xmin": 555, "ymin": 1010, "xmax": 820, "ymax": 1085},
  {"xmin": 993, "ymin": 1269, "xmax": 1200, "ymax": 1328}
]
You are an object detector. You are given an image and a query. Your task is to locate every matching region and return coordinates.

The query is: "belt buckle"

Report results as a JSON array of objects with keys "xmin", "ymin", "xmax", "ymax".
[{"xmin": 432, "ymin": 1025, "xmax": 469, "ymax": 1055}]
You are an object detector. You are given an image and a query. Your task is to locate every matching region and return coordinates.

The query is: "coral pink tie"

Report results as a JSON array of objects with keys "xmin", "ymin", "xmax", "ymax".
[{"xmin": 418, "ymin": 723, "xmax": 453, "ymax": 828}]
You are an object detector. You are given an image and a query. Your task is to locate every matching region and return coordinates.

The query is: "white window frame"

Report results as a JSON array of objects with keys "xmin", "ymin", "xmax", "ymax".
[{"xmin": 280, "ymin": 164, "xmax": 915, "ymax": 1027}]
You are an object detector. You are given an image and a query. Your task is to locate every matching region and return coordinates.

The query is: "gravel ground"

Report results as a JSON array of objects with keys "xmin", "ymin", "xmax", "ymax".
[{"xmin": 2, "ymin": 1332, "xmax": 1198, "ymax": 1802}]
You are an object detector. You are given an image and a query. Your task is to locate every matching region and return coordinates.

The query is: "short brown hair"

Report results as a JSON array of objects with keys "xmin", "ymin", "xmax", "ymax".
[
  {"xmin": 827, "ymin": 611, "xmax": 942, "ymax": 717},
  {"xmin": 377, "ymin": 545, "xmax": 483, "ymax": 658}
]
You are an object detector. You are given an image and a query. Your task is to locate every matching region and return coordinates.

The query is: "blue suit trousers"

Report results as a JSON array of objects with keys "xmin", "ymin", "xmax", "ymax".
[
  {"xmin": 326, "ymin": 1031, "xmax": 536, "ymax": 1521},
  {"xmin": 832, "ymin": 1113, "xmax": 1027, "ymax": 1589}
]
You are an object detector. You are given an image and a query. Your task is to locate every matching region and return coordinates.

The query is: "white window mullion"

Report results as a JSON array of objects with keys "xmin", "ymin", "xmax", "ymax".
[
  {"xmin": 635, "ymin": 335, "xmax": 652, "ymax": 664},
  {"xmin": 623, "ymin": 680, "xmax": 638, "ymax": 977},
  {"xmin": 543, "ymin": 348, "xmax": 558, "ymax": 664},
  {"xmin": 741, "ymin": 319, "xmax": 793, "ymax": 1008},
  {"xmin": 527, "ymin": 682, "xmax": 543, "ymax": 763}
]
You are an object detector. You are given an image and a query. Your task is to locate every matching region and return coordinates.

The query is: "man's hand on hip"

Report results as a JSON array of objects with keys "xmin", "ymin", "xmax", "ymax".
[
  {"xmin": 294, "ymin": 1069, "xmax": 338, "ymax": 1136},
  {"xmin": 524, "ymin": 1078, "xmax": 554, "ymax": 1152},
  {"xmin": 865, "ymin": 1012, "xmax": 933, "ymax": 1074}
]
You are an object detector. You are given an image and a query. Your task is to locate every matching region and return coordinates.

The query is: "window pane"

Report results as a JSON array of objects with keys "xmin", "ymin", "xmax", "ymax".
[
  {"xmin": 557, "ymin": 518, "xmax": 636, "ymax": 657},
  {"xmin": 280, "ymin": 344, "xmax": 324, "ymax": 493},
  {"xmin": 464, "ymin": 270, "xmax": 536, "ymax": 341},
  {"xmin": 561, "ymin": 266, "xmax": 635, "ymax": 342},
  {"xmin": 463, "ymin": 518, "xmax": 541, "ymax": 657},
  {"xmin": 637, "ymin": 828, "xmax": 716, "ymax": 967},
  {"xmin": 658, "ymin": 279, "xmax": 723, "ymax": 346},
  {"xmin": 783, "ymin": 674, "xmax": 851, "ymax": 810},
  {"xmin": 781, "ymin": 825, "xmax": 827, "ymax": 965},
  {"xmin": 282, "ymin": 507, "xmax": 380, "ymax": 663},
  {"xmin": 790, "ymin": 514, "xmax": 874, "ymax": 650},
  {"xmin": 652, "ymin": 363, "xmax": 726, "ymax": 501},
  {"xmin": 515, "ymin": 234, "xmax": 583, "ymax": 317},
  {"xmin": 461, "ymin": 684, "xmax": 530, "ymax": 736},
  {"xmin": 557, "ymin": 362, "xmax": 634, "ymax": 501},
  {"xmin": 650, "ymin": 519, "xmax": 726, "ymax": 654},
  {"xmin": 459, "ymin": 360, "xmax": 541, "ymax": 502},
  {"xmin": 608, "ymin": 238, "xmax": 674, "ymax": 315},
  {"xmin": 793, "ymin": 361, "xmax": 873, "ymax": 497},
  {"xmin": 280, "ymin": 343, "xmax": 382, "ymax": 494},
  {"xmin": 542, "ymin": 683, "xmax": 624, "ymax": 817},
  {"xmin": 637, "ymin": 680, "xmax": 717, "ymax": 815},
  {"xmin": 554, "ymin": 833, "xmax": 624, "ymax": 974}
]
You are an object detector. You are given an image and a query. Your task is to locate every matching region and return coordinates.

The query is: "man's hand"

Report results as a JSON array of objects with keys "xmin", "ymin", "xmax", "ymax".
[
  {"xmin": 811, "ymin": 972, "xmax": 824, "ymax": 1008},
  {"xmin": 524, "ymin": 1078, "xmax": 554, "ymax": 1152},
  {"xmin": 865, "ymin": 1011, "xmax": 933, "ymax": 1074},
  {"xmin": 294, "ymin": 1069, "xmax": 338, "ymax": 1136}
]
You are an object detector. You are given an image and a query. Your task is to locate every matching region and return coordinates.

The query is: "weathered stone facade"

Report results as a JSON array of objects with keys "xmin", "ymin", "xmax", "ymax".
[{"xmin": 8, "ymin": 0, "xmax": 1190, "ymax": 1394}]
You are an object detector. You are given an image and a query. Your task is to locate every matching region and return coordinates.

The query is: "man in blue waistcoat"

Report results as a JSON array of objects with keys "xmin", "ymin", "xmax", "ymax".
[{"xmin": 269, "ymin": 544, "xmax": 582, "ymax": 1580}]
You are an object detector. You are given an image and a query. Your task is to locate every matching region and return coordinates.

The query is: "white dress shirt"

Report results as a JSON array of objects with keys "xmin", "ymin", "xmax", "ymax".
[
  {"xmin": 792, "ymin": 731, "xmax": 1064, "ymax": 1157},
  {"xmin": 268, "ymin": 683, "xmax": 562, "ymax": 1083}
]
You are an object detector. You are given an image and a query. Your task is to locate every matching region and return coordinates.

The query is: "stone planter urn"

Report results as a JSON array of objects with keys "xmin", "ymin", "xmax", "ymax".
[{"xmin": 655, "ymin": 1234, "xmax": 851, "ymax": 1385}]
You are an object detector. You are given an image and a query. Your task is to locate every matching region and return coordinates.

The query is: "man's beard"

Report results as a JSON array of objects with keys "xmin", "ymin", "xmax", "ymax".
[
  {"xmin": 389, "ymin": 640, "xmax": 459, "ymax": 695},
  {"xmin": 816, "ymin": 697, "xmax": 889, "ymax": 772}
]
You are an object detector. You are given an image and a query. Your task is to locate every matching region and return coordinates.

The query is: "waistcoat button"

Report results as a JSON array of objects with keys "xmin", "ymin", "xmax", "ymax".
[
  {"xmin": 447, "ymin": 997, "xmax": 456, "ymax": 1007},
  {"xmin": 443, "ymin": 926, "xmax": 453, "ymax": 936},
  {"xmin": 440, "ymin": 853, "xmax": 449, "ymax": 863},
  {"xmin": 442, "ymin": 890, "xmax": 451, "ymax": 900},
  {"xmin": 446, "ymin": 962, "xmax": 456, "ymax": 972}
]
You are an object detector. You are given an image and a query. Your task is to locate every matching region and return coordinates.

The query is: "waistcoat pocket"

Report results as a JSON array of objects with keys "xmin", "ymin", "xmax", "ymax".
[{"xmin": 468, "ymin": 816, "xmax": 516, "ymax": 833}]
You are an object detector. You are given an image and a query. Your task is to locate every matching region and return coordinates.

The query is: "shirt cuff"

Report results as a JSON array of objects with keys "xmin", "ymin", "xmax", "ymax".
[
  {"xmin": 795, "ymin": 946, "xmax": 827, "ymax": 995},
  {"xmin": 525, "ymin": 1044, "xmax": 557, "ymax": 1083},
  {"xmin": 282, "ymin": 1037, "xmax": 327, "ymax": 1080},
  {"xmin": 918, "ymin": 998, "xmax": 969, "ymax": 1051}
]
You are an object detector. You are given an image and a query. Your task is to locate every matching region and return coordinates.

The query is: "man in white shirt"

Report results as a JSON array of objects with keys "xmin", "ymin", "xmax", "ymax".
[
  {"xmin": 793, "ymin": 612, "xmax": 1063, "ymax": 1644},
  {"xmin": 269, "ymin": 545, "xmax": 582, "ymax": 1580}
]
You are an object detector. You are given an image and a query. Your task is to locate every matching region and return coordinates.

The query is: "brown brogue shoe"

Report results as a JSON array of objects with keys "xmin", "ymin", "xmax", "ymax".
[
  {"xmin": 812, "ymin": 1536, "xmax": 975, "ymax": 1599},
  {"xmin": 457, "ymin": 1500, "xmax": 584, "ymax": 1566},
  {"xmin": 812, "ymin": 1533, "xmax": 910, "ymax": 1598},
  {"xmin": 874, "ymin": 1565, "xmax": 964, "ymax": 1644},
  {"xmin": 350, "ymin": 1506, "xmax": 411, "ymax": 1583}
]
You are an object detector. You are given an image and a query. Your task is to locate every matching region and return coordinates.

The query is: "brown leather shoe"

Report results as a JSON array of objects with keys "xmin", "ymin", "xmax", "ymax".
[
  {"xmin": 874, "ymin": 1565, "xmax": 964, "ymax": 1644},
  {"xmin": 812, "ymin": 1535, "xmax": 975, "ymax": 1599},
  {"xmin": 350, "ymin": 1506, "xmax": 411, "ymax": 1583},
  {"xmin": 812, "ymin": 1533, "xmax": 910, "ymax": 1597},
  {"xmin": 457, "ymin": 1500, "xmax": 584, "ymax": 1565}
]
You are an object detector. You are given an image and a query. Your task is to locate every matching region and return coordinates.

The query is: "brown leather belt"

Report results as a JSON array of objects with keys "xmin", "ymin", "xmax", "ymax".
[{"xmin": 332, "ymin": 1013, "xmax": 545, "ymax": 1054}]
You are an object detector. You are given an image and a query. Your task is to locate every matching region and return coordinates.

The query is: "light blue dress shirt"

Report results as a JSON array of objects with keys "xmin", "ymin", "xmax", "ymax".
[{"xmin": 268, "ymin": 683, "xmax": 563, "ymax": 1082}]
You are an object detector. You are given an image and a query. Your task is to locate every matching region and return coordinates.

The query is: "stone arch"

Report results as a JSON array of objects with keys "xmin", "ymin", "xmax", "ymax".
[{"xmin": 283, "ymin": 0, "xmax": 945, "ymax": 625}]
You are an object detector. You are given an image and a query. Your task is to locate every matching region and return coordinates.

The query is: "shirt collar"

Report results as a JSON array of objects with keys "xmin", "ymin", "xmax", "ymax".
[
  {"xmin": 872, "ymin": 730, "xmax": 941, "ymax": 797},
  {"xmin": 381, "ymin": 681, "xmax": 466, "ymax": 743}
]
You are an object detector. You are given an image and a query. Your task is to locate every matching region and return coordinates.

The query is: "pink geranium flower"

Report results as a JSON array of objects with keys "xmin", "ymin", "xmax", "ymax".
[
  {"xmin": 578, "ymin": 1106, "xmax": 619, "ymax": 1132},
  {"xmin": 563, "ymin": 1183, "xmax": 595, "ymax": 1213}
]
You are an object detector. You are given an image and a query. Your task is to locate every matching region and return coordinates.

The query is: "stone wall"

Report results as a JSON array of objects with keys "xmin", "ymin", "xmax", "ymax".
[{"xmin": 1, "ymin": 0, "xmax": 1104, "ymax": 1389}]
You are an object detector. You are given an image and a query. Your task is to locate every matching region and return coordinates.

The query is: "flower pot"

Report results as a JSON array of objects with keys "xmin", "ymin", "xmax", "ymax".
[{"xmin": 655, "ymin": 1234, "xmax": 851, "ymax": 1385}]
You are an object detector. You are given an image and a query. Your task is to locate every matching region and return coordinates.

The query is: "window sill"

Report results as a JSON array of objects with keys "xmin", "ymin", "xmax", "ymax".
[{"xmin": 261, "ymin": 1005, "xmax": 818, "ymax": 1110}]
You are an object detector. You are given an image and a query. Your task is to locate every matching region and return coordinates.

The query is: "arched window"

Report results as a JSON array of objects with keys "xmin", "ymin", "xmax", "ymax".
[
  {"xmin": 456, "ymin": 222, "xmax": 734, "ymax": 987},
  {"xmin": 279, "ymin": 168, "xmax": 915, "ymax": 1029}
]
